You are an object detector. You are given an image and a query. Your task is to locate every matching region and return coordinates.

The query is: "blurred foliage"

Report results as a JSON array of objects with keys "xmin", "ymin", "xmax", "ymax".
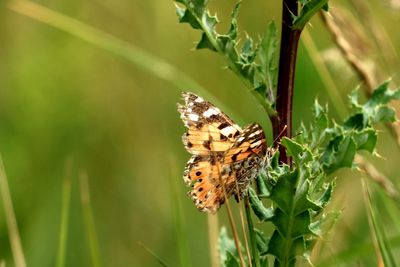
[{"xmin": 0, "ymin": 0, "xmax": 399, "ymax": 267}]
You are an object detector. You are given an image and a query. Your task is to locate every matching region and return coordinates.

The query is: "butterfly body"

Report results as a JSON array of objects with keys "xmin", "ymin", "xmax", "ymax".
[{"xmin": 178, "ymin": 92, "xmax": 268, "ymax": 213}]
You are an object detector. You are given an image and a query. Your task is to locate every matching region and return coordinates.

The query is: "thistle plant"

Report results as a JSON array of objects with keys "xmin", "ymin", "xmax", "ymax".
[{"xmin": 174, "ymin": 0, "xmax": 400, "ymax": 266}]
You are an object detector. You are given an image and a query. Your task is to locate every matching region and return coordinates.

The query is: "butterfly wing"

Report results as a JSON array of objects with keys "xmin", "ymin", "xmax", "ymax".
[
  {"xmin": 178, "ymin": 92, "xmax": 267, "ymax": 213},
  {"xmin": 222, "ymin": 123, "xmax": 267, "ymax": 198},
  {"xmin": 178, "ymin": 92, "xmax": 243, "ymax": 212},
  {"xmin": 177, "ymin": 92, "xmax": 242, "ymax": 155}
]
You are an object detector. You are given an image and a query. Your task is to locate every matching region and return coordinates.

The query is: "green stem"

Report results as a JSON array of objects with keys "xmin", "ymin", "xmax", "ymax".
[{"xmin": 245, "ymin": 196, "xmax": 260, "ymax": 267}]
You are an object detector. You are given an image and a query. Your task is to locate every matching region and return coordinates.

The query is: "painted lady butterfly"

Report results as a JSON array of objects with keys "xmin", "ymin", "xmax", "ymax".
[{"xmin": 178, "ymin": 92, "xmax": 269, "ymax": 213}]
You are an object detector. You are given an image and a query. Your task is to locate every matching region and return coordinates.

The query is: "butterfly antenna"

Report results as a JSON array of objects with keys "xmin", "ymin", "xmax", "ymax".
[
  {"xmin": 273, "ymin": 124, "xmax": 288, "ymax": 145},
  {"xmin": 208, "ymin": 130, "xmax": 246, "ymax": 267}
]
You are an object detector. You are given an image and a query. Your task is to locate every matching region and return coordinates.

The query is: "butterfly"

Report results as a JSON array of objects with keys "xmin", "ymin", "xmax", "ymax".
[{"xmin": 177, "ymin": 92, "xmax": 269, "ymax": 213}]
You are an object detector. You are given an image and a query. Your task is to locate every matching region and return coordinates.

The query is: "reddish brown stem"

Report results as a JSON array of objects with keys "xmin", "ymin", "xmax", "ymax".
[{"xmin": 272, "ymin": 0, "xmax": 301, "ymax": 164}]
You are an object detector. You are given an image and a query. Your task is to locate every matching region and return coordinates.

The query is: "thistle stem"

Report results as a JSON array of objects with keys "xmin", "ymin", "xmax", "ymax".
[{"xmin": 272, "ymin": 0, "xmax": 301, "ymax": 164}]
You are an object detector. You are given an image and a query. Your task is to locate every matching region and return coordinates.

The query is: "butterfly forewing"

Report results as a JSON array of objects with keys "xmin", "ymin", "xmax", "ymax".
[{"xmin": 177, "ymin": 92, "xmax": 241, "ymax": 155}]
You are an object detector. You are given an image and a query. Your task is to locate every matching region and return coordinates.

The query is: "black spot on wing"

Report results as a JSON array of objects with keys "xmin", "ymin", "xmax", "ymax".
[
  {"xmin": 231, "ymin": 152, "xmax": 240, "ymax": 161},
  {"xmin": 220, "ymin": 133, "xmax": 228, "ymax": 141},
  {"xmin": 203, "ymin": 140, "xmax": 211, "ymax": 150},
  {"xmin": 218, "ymin": 122, "xmax": 230, "ymax": 130}
]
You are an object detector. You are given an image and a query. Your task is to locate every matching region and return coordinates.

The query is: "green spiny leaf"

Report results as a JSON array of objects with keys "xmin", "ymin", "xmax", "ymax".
[
  {"xmin": 315, "ymin": 181, "xmax": 335, "ymax": 208},
  {"xmin": 260, "ymin": 256, "xmax": 269, "ymax": 267},
  {"xmin": 272, "ymin": 208, "xmax": 313, "ymax": 238},
  {"xmin": 349, "ymin": 88, "xmax": 361, "ymax": 108},
  {"xmin": 281, "ymin": 137, "xmax": 304, "ymax": 164},
  {"xmin": 174, "ymin": 0, "xmax": 277, "ymax": 115},
  {"xmin": 197, "ymin": 32, "xmax": 217, "ymax": 51},
  {"xmin": 293, "ymin": 0, "xmax": 330, "ymax": 30},
  {"xmin": 311, "ymin": 100, "xmax": 329, "ymax": 147},
  {"xmin": 309, "ymin": 210, "xmax": 342, "ymax": 237},
  {"xmin": 352, "ymin": 129, "xmax": 377, "ymax": 152},
  {"xmin": 225, "ymin": 252, "xmax": 240, "ymax": 267},
  {"xmin": 269, "ymin": 170, "xmax": 299, "ymax": 212},
  {"xmin": 322, "ymin": 135, "xmax": 356, "ymax": 174},
  {"xmin": 176, "ymin": 6, "xmax": 202, "ymax": 29},
  {"xmin": 346, "ymin": 81, "xmax": 400, "ymax": 128},
  {"xmin": 268, "ymin": 229, "xmax": 303, "ymax": 266},
  {"xmin": 373, "ymin": 106, "xmax": 397, "ymax": 123},
  {"xmin": 294, "ymin": 180, "xmax": 321, "ymax": 215},
  {"xmin": 226, "ymin": 1, "xmax": 241, "ymax": 39},
  {"xmin": 259, "ymin": 21, "xmax": 278, "ymax": 99},
  {"xmin": 254, "ymin": 228, "xmax": 269, "ymax": 255},
  {"xmin": 249, "ymin": 187, "xmax": 274, "ymax": 221},
  {"xmin": 368, "ymin": 80, "xmax": 400, "ymax": 105},
  {"xmin": 256, "ymin": 171, "xmax": 271, "ymax": 198},
  {"xmin": 343, "ymin": 113, "xmax": 366, "ymax": 130},
  {"xmin": 267, "ymin": 231, "xmax": 284, "ymax": 262},
  {"xmin": 200, "ymin": 11, "xmax": 218, "ymax": 34},
  {"xmin": 291, "ymin": 211, "xmax": 313, "ymax": 238}
]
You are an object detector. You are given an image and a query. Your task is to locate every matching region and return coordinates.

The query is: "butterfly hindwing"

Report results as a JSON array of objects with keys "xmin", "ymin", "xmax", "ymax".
[{"xmin": 183, "ymin": 154, "xmax": 228, "ymax": 212}]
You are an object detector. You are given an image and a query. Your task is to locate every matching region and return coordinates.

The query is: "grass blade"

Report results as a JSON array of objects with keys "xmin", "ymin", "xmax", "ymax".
[
  {"xmin": 8, "ymin": 0, "xmax": 205, "ymax": 93},
  {"xmin": 79, "ymin": 172, "xmax": 102, "ymax": 267},
  {"xmin": 56, "ymin": 158, "xmax": 73, "ymax": 267},
  {"xmin": 168, "ymin": 157, "xmax": 191, "ymax": 267},
  {"xmin": 138, "ymin": 242, "xmax": 170, "ymax": 267},
  {"xmin": 362, "ymin": 179, "xmax": 397, "ymax": 267},
  {"xmin": 0, "ymin": 155, "xmax": 27, "ymax": 267},
  {"xmin": 244, "ymin": 196, "xmax": 260, "ymax": 267}
]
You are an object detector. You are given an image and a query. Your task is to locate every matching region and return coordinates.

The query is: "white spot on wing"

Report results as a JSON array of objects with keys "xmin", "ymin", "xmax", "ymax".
[
  {"xmin": 188, "ymin": 113, "xmax": 199, "ymax": 121},
  {"xmin": 194, "ymin": 97, "xmax": 204, "ymax": 103},
  {"xmin": 203, "ymin": 108, "xmax": 219, "ymax": 117},
  {"xmin": 250, "ymin": 140, "xmax": 262, "ymax": 147},
  {"xmin": 220, "ymin": 126, "xmax": 237, "ymax": 137},
  {"xmin": 248, "ymin": 130, "xmax": 263, "ymax": 138}
]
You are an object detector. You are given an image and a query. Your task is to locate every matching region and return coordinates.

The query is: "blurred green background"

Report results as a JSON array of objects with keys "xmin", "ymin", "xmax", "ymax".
[{"xmin": 0, "ymin": 0, "xmax": 400, "ymax": 266}]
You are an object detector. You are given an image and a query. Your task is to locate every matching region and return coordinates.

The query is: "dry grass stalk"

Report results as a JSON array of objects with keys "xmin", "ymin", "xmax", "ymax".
[
  {"xmin": 321, "ymin": 8, "xmax": 400, "ymax": 147},
  {"xmin": 355, "ymin": 155, "xmax": 399, "ymax": 200}
]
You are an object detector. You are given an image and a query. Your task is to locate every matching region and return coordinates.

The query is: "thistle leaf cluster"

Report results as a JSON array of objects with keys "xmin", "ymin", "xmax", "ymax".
[
  {"xmin": 242, "ymin": 81, "xmax": 400, "ymax": 266},
  {"xmin": 175, "ymin": 0, "xmax": 279, "ymax": 115}
]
